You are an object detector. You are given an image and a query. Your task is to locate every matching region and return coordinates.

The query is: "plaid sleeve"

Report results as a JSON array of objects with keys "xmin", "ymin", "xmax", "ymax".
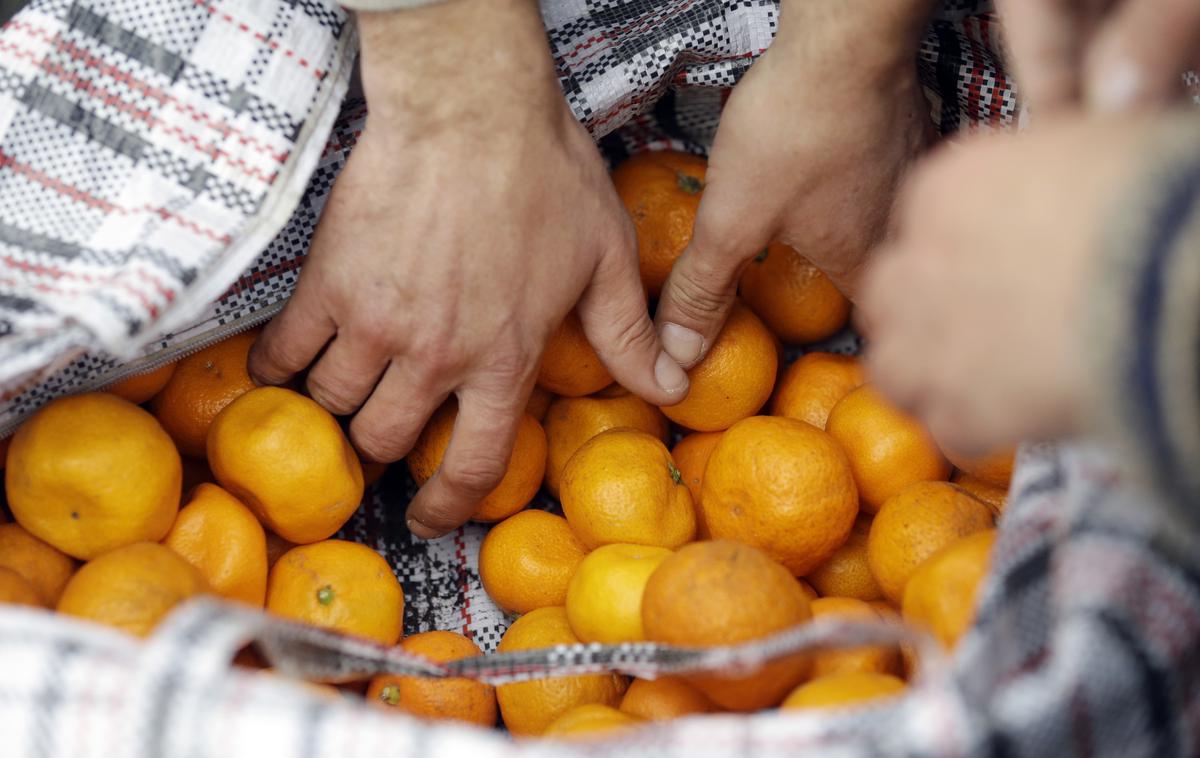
[{"xmin": 1086, "ymin": 113, "xmax": 1200, "ymax": 522}]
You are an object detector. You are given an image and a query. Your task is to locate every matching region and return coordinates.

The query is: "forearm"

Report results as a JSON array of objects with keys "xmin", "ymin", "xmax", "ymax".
[
  {"xmin": 775, "ymin": 0, "xmax": 939, "ymax": 73},
  {"xmin": 352, "ymin": 0, "xmax": 563, "ymax": 136},
  {"xmin": 1087, "ymin": 112, "xmax": 1200, "ymax": 512}
]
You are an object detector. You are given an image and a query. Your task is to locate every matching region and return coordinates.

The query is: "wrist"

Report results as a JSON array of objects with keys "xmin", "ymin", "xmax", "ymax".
[
  {"xmin": 356, "ymin": 0, "xmax": 564, "ymax": 135},
  {"xmin": 775, "ymin": 0, "xmax": 935, "ymax": 77}
]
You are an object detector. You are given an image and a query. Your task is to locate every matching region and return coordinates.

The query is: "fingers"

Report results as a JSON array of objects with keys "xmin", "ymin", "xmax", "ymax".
[
  {"xmin": 860, "ymin": 247, "xmax": 924, "ymax": 411},
  {"xmin": 247, "ymin": 282, "xmax": 336, "ymax": 386},
  {"xmin": 349, "ymin": 361, "xmax": 447, "ymax": 463},
  {"xmin": 1084, "ymin": 0, "xmax": 1200, "ymax": 109},
  {"xmin": 652, "ymin": 183, "xmax": 766, "ymax": 369},
  {"xmin": 305, "ymin": 332, "xmax": 389, "ymax": 415},
  {"xmin": 578, "ymin": 232, "xmax": 688, "ymax": 405},
  {"xmin": 405, "ymin": 390, "xmax": 521, "ymax": 540},
  {"xmin": 997, "ymin": 0, "xmax": 1088, "ymax": 113}
]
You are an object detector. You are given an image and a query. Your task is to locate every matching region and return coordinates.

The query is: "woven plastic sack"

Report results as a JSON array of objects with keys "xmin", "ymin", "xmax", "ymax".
[{"xmin": 1, "ymin": 1, "xmax": 1199, "ymax": 756}]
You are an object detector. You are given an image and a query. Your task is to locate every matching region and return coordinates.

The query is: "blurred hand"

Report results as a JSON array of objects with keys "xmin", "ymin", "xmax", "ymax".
[
  {"xmin": 248, "ymin": 0, "xmax": 685, "ymax": 539},
  {"xmin": 653, "ymin": 0, "xmax": 934, "ymax": 369},
  {"xmin": 859, "ymin": 117, "xmax": 1146, "ymax": 453},
  {"xmin": 999, "ymin": 0, "xmax": 1200, "ymax": 113}
]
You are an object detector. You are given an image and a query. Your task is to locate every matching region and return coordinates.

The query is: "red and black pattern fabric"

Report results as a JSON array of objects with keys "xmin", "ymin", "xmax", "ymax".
[{"xmin": 0, "ymin": 0, "xmax": 355, "ymax": 394}]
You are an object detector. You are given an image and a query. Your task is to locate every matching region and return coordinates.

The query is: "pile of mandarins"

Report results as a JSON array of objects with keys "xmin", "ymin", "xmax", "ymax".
[{"xmin": 0, "ymin": 151, "xmax": 1012, "ymax": 739}]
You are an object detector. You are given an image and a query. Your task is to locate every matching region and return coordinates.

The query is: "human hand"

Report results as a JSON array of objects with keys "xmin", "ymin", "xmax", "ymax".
[
  {"xmin": 248, "ymin": 0, "xmax": 685, "ymax": 539},
  {"xmin": 859, "ymin": 117, "xmax": 1146, "ymax": 454},
  {"xmin": 999, "ymin": 0, "xmax": 1200, "ymax": 113},
  {"xmin": 652, "ymin": 0, "xmax": 935, "ymax": 369}
]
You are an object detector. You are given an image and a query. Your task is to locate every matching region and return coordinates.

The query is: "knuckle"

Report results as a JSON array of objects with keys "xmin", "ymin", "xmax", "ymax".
[
  {"xmin": 410, "ymin": 342, "xmax": 461, "ymax": 383},
  {"xmin": 306, "ymin": 375, "xmax": 360, "ymax": 415},
  {"xmin": 254, "ymin": 335, "xmax": 306, "ymax": 378},
  {"xmin": 350, "ymin": 424, "xmax": 407, "ymax": 463},
  {"xmin": 486, "ymin": 344, "xmax": 535, "ymax": 384},
  {"xmin": 410, "ymin": 504, "xmax": 465, "ymax": 533},
  {"xmin": 668, "ymin": 266, "xmax": 736, "ymax": 319},
  {"xmin": 344, "ymin": 321, "xmax": 394, "ymax": 357},
  {"xmin": 442, "ymin": 456, "xmax": 507, "ymax": 496},
  {"xmin": 604, "ymin": 311, "xmax": 657, "ymax": 358}
]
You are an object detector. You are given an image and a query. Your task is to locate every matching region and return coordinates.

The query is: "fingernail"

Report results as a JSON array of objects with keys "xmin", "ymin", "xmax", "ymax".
[
  {"xmin": 1091, "ymin": 58, "xmax": 1141, "ymax": 112},
  {"xmin": 660, "ymin": 323, "xmax": 703, "ymax": 366},
  {"xmin": 407, "ymin": 517, "xmax": 446, "ymax": 541},
  {"xmin": 654, "ymin": 351, "xmax": 689, "ymax": 395}
]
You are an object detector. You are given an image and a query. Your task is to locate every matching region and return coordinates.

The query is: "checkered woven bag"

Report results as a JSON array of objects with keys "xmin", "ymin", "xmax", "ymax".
[{"xmin": 1, "ymin": 1, "xmax": 1199, "ymax": 756}]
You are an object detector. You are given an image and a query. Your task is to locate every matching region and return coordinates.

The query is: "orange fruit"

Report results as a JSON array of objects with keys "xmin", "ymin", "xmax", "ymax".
[
  {"xmin": 781, "ymin": 672, "xmax": 905, "ymax": 710},
  {"xmin": 264, "ymin": 530, "xmax": 295, "ymax": 568},
  {"xmin": 525, "ymin": 385, "xmax": 554, "ymax": 421},
  {"xmin": 543, "ymin": 392, "xmax": 668, "ymax": 496},
  {"xmin": 739, "ymin": 243, "xmax": 850, "ymax": 344},
  {"xmin": 208, "ymin": 387, "xmax": 363, "ymax": 544},
  {"xmin": 362, "ymin": 460, "xmax": 388, "ymax": 488},
  {"xmin": 808, "ymin": 597, "xmax": 900, "ymax": 677},
  {"xmin": 701, "ymin": 416, "xmax": 858, "ymax": 575},
  {"xmin": 560, "ymin": 429, "xmax": 695, "ymax": 550},
  {"xmin": 566, "ymin": 543, "xmax": 673, "ymax": 643},
  {"xmin": 611, "ymin": 150, "xmax": 706, "ymax": 297},
  {"xmin": 151, "ymin": 330, "xmax": 258, "ymax": 458},
  {"xmin": 537, "ymin": 311, "xmax": 613, "ymax": 397},
  {"xmin": 0, "ymin": 523, "xmax": 75, "ymax": 606},
  {"xmin": 6, "ymin": 393, "xmax": 181, "ymax": 560},
  {"xmin": 619, "ymin": 676, "xmax": 716, "ymax": 721},
  {"xmin": 952, "ymin": 471, "xmax": 1008, "ymax": 514},
  {"xmin": 945, "ymin": 444, "xmax": 1016, "ymax": 489},
  {"xmin": 641, "ymin": 540, "xmax": 812, "ymax": 711},
  {"xmin": 594, "ymin": 384, "xmax": 631, "ymax": 398},
  {"xmin": 798, "ymin": 579, "xmax": 819, "ymax": 603},
  {"xmin": 407, "ymin": 402, "xmax": 546, "ymax": 523},
  {"xmin": 162, "ymin": 483, "xmax": 268, "ymax": 606},
  {"xmin": 661, "ymin": 303, "xmax": 778, "ymax": 432},
  {"xmin": 0, "ymin": 566, "xmax": 42, "ymax": 607},
  {"xmin": 903, "ymin": 530, "xmax": 997, "ymax": 648},
  {"xmin": 479, "ymin": 510, "xmax": 586, "ymax": 614},
  {"xmin": 366, "ymin": 631, "xmax": 497, "ymax": 726},
  {"xmin": 106, "ymin": 361, "xmax": 177, "ymax": 405},
  {"xmin": 867, "ymin": 481, "xmax": 996, "ymax": 604},
  {"xmin": 670, "ymin": 431, "xmax": 722, "ymax": 523},
  {"xmin": 805, "ymin": 518, "xmax": 884, "ymax": 601},
  {"xmin": 267, "ymin": 540, "xmax": 403, "ymax": 648},
  {"xmin": 826, "ymin": 385, "xmax": 951, "ymax": 514},
  {"xmin": 543, "ymin": 704, "xmax": 641, "ymax": 739},
  {"xmin": 771, "ymin": 352, "xmax": 865, "ymax": 430},
  {"xmin": 495, "ymin": 606, "xmax": 628, "ymax": 736},
  {"xmin": 57, "ymin": 542, "xmax": 208, "ymax": 637},
  {"xmin": 181, "ymin": 457, "xmax": 216, "ymax": 493}
]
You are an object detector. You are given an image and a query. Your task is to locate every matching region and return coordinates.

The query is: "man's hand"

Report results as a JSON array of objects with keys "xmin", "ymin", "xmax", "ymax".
[
  {"xmin": 859, "ymin": 118, "xmax": 1145, "ymax": 454},
  {"xmin": 248, "ymin": 0, "xmax": 686, "ymax": 539},
  {"xmin": 652, "ymin": 0, "xmax": 934, "ymax": 369},
  {"xmin": 999, "ymin": 0, "xmax": 1200, "ymax": 113}
]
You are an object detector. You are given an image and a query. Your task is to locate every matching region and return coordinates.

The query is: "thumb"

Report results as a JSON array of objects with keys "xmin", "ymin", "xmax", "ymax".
[
  {"xmin": 995, "ymin": 0, "xmax": 1087, "ymax": 113},
  {"xmin": 577, "ymin": 234, "xmax": 688, "ymax": 406},
  {"xmin": 652, "ymin": 191, "xmax": 765, "ymax": 369},
  {"xmin": 1084, "ymin": 0, "xmax": 1200, "ymax": 110}
]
